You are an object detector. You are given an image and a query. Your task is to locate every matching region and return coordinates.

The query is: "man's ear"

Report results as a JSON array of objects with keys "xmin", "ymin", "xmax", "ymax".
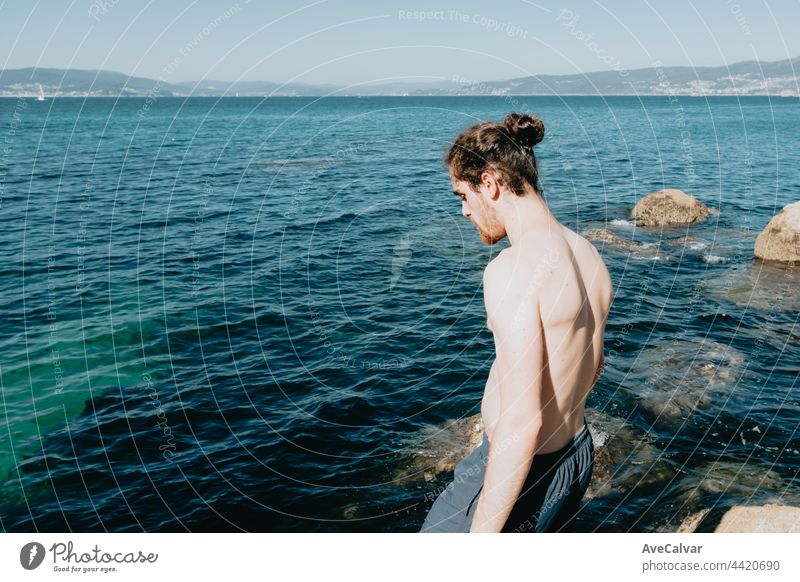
[{"xmin": 480, "ymin": 171, "xmax": 501, "ymax": 201}]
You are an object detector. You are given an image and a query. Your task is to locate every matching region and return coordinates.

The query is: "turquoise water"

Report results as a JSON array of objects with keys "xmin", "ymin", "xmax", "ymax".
[{"xmin": 0, "ymin": 95, "xmax": 798, "ymax": 531}]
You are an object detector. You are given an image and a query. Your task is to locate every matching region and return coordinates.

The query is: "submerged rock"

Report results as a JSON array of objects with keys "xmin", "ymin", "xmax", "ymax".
[
  {"xmin": 754, "ymin": 201, "xmax": 800, "ymax": 263},
  {"xmin": 705, "ymin": 261, "xmax": 800, "ymax": 312},
  {"xmin": 665, "ymin": 235, "xmax": 711, "ymax": 252},
  {"xmin": 661, "ymin": 236, "xmax": 738, "ymax": 265},
  {"xmin": 631, "ymin": 340, "xmax": 746, "ymax": 427},
  {"xmin": 662, "ymin": 236, "xmax": 734, "ymax": 264},
  {"xmin": 696, "ymin": 461, "xmax": 785, "ymax": 496},
  {"xmin": 631, "ymin": 189, "xmax": 709, "ymax": 227}
]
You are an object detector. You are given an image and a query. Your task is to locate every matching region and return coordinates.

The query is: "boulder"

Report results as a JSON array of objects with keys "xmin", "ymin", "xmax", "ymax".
[
  {"xmin": 631, "ymin": 189, "xmax": 709, "ymax": 227},
  {"xmin": 679, "ymin": 504, "xmax": 800, "ymax": 533},
  {"xmin": 754, "ymin": 201, "xmax": 800, "ymax": 263},
  {"xmin": 716, "ymin": 505, "xmax": 800, "ymax": 532}
]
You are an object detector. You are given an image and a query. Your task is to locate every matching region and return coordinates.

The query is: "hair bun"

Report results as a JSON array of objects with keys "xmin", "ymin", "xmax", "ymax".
[{"xmin": 503, "ymin": 113, "xmax": 545, "ymax": 148}]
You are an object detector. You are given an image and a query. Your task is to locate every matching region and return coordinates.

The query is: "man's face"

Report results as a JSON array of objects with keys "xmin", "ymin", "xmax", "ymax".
[{"xmin": 450, "ymin": 170, "xmax": 507, "ymax": 245}]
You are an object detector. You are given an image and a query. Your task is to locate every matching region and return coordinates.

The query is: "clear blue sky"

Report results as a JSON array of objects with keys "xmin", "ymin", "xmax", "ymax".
[{"xmin": 1, "ymin": 0, "xmax": 799, "ymax": 85}]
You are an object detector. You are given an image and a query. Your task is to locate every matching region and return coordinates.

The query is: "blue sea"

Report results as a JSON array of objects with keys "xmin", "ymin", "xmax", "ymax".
[{"xmin": 0, "ymin": 95, "xmax": 798, "ymax": 532}]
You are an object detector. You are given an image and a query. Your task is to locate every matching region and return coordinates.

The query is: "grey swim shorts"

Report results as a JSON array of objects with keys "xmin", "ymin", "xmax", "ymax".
[{"xmin": 419, "ymin": 422, "xmax": 594, "ymax": 533}]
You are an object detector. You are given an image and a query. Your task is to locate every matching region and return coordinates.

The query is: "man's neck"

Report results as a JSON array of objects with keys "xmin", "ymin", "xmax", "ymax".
[{"xmin": 499, "ymin": 190, "xmax": 560, "ymax": 246}]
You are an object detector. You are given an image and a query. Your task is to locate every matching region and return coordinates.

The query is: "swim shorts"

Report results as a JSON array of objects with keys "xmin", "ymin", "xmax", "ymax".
[{"xmin": 419, "ymin": 422, "xmax": 594, "ymax": 533}]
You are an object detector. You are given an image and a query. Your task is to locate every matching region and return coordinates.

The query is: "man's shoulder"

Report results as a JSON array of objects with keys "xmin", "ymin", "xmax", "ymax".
[
  {"xmin": 482, "ymin": 248, "xmax": 528, "ymax": 289},
  {"xmin": 482, "ymin": 252, "xmax": 541, "ymax": 332},
  {"xmin": 482, "ymin": 247, "xmax": 546, "ymax": 306}
]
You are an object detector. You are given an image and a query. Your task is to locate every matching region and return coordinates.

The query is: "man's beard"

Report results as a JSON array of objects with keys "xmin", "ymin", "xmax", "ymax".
[{"xmin": 477, "ymin": 221, "xmax": 505, "ymax": 245}]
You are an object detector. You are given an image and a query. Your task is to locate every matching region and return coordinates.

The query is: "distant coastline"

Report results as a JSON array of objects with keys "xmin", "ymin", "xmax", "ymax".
[{"xmin": 1, "ymin": 55, "xmax": 799, "ymax": 98}]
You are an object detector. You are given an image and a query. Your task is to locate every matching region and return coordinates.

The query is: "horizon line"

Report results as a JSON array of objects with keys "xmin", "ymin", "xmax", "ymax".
[{"xmin": 1, "ymin": 52, "xmax": 799, "ymax": 86}]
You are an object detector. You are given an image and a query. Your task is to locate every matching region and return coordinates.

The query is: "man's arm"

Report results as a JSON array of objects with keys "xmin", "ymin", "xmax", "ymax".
[{"xmin": 470, "ymin": 255, "xmax": 546, "ymax": 533}]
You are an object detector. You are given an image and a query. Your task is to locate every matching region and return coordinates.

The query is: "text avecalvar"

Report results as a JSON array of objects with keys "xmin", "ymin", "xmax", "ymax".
[{"xmin": 642, "ymin": 544, "xmax": 702, "ymax": 554}]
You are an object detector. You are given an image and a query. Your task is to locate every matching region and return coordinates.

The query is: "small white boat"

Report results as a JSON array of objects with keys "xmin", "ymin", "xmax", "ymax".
[{"xmin": 36, "ymin": 84, "xmax": 45, "ymax": 101}]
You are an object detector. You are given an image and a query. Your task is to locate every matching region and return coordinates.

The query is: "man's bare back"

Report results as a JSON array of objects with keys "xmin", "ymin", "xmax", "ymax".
[
  {"xmin": 481, "ymin": 225, "xmax": 613, "ymax": 453},
  {"xmin": 420, "ymin": 112, "xmax": 613, "ymax": 532}
]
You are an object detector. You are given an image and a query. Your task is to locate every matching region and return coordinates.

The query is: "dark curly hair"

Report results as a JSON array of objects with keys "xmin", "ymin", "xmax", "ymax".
[{"xmin": 446, "ymin": 113, "xmax": 545, "ymax": 196}]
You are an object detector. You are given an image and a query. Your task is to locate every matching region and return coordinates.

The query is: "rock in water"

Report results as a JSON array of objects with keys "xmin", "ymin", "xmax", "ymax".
[
  {"xmin": 583, "ymin": 409, "xmax": 674, "ymax": 501},
  {"xmin": 398, "ymin": 410, "xmax": 675, "ymax": 505},
  {"xmin": 581, "ymin": 228, "xmax": 670, "ymax": 261},
  {"xmin": 631, "ymin": 189, "xmax": 709, "ymax": 227},
  {"xmin": 754, "ymin": 201, "xmax": 800, "ymax": 263},
  {"xmin": 697, "ymin": 461, "xmax": 785, "ymax": 496},
  {"xmin": 705, "ymin": 261, "xmax": 800, "ymax": 312},
  {"xmin": 631, "ymin": 340, "xmax": 746, "ymax": 426},
  {"xmin": 679, "ymin": 504, "xmax": 800, "ymax": 532},
  {"xmin": 392, "ymin": 414, "xmax": 485, "ymax": 484},
  {"xmin": 715, "ymin": 505, "xmax": 800, "ymax": 532},
  {"xmin": 582, "ymin": 228, "xmax": 641, "ymax": 249}
]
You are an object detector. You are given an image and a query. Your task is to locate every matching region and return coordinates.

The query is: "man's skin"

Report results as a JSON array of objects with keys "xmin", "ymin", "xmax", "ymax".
[{"xmin": 450, "ymin": 169, "xmax": 613, "ymax": 533}]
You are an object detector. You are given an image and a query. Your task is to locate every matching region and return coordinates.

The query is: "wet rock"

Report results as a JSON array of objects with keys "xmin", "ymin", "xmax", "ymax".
[
  {"xmin": 582, "ymin": 228, "xmax": 641, "ymax": 249},
  {"xmin": 583, "ymin": 409, "xmax": 673, "ymax": 500},
  {"xmin": 679, "ymin": 504, "xmax": 800, "ymax": 533},
  {"xmin": 631, "ymin": 189, "xmax": 709, "ymax": 227},
  {"xmin": 677, "ymin": 509, "xmax": 710, "ymax": 533},
  {"xmin": 716, "ymin": 505, "xmax": 800, "ymax": 532},
  {"xmin": 392, "ymin": 414, "xmax": 484, "ymax": 483},
  {"xmin": 663, "ymin": 236, "xmax": 734, "ymax": 264},
  {"xmin": 582, "ymin": 228, "xmax": 671, "ymax": 261},
  {"xmin": 754, "ymin": 201, "xmax": 800, "ymax": 264}
]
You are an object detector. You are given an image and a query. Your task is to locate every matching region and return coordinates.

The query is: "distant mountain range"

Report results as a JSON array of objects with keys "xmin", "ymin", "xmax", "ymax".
[{"xmin": 2, "ymin": 57, "xmax": 799, "ymax": 98}]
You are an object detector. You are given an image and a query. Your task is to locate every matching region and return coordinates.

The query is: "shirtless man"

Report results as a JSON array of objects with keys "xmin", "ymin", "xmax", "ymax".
[{"xmin": 420, "ymin": 113, "xmax": 613, "ymax": 533}]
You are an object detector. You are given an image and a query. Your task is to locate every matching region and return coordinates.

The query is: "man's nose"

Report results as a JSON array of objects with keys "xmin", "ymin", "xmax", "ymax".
[{"xmin": 461, "ymin": 205, "xmax": 470, "ymax": 218}]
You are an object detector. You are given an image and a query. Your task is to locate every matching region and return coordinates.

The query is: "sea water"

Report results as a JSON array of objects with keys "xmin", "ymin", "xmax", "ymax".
[{"xmin": 0, "ymin": 95, "xmax": 797, "ymax": 531}]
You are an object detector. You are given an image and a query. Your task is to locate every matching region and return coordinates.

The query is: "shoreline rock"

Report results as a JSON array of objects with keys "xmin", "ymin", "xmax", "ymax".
[
  {"xmin": 392, "ymin": 414, "xmax": 485, "ymax": 484},
  {"xmin": 632, "ymin": 189, "xmax": 709, "ymax": 227},
  {"xmin": 582, "ymin": 228, "xmax": 641, "ymax": 249},
  {"xmin": 754, "ymin": 201, "xmax": 800, "ymax": 263},
  {"xmin": 679, "ymin": 504, "xmax": 800, "ymax": 532},
  {"xmin": 582, "ymin": 228, "xmax": 671, "ymax": 261}
]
